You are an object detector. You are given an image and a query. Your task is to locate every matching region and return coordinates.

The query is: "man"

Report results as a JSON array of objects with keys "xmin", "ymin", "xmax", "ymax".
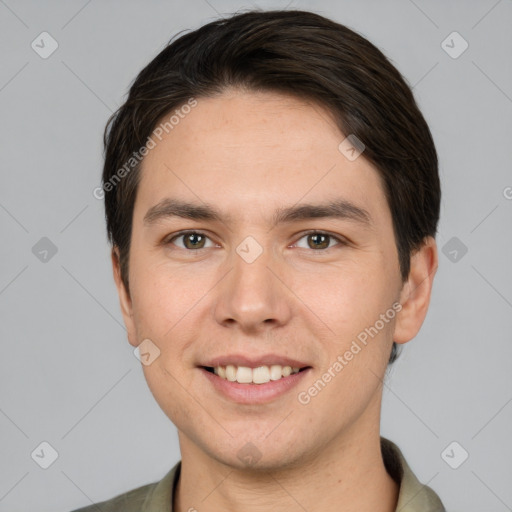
[{"xmin": 76, "ymin": 8, "xmax": 444, "ymax": 511}]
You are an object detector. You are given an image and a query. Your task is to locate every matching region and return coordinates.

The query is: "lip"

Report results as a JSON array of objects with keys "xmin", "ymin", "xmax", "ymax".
[
  {"xmin": 200, "ymin": 354, "xmax": 310, "ymax": 369},
  {"xmin": 200, "ymin": 366, "xmax": 312, "ymax": 404}
]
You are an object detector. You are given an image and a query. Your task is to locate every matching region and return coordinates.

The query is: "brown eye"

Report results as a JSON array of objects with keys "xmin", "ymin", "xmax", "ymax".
[
  {"xmin": 294, "ymin": 231, "xmax": 345, "ymax": 251},
  {"xmin": 167, "ymin": 231, "xmax": 213, "ymax": 250},
  {"xmin": 183, "ymin": 232, "xmax": 206, "ymax": 249},
  {"xmin": 307, "ymin": 233, "xmax": 330, "ymax": 249}
]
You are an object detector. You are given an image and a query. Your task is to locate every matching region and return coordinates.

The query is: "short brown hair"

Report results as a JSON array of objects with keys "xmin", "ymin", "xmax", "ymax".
[{"xmin": 101, "ymin": 9, "xmax": 440, "ymax": 364}]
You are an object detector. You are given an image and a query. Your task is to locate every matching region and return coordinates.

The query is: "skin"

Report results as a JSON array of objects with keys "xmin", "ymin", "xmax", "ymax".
[{"xmin": 112, "ymin": 88, "xmax": 438, "ymax": 512}]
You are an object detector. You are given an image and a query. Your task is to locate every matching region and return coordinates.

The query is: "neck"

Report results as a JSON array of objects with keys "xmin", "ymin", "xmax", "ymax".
[{"xmin": 174, "ymin": 398, "xmax": 398, "ymax": 512}]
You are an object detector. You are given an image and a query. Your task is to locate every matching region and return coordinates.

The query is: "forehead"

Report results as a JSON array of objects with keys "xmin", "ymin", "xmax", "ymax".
[
  {"xmin": 162, "ymin": 88, "xmax": 343, "ymax": 151},
  {"xmin": 135, "ymin": 89, "xmax": 390, "ymax": 227}
]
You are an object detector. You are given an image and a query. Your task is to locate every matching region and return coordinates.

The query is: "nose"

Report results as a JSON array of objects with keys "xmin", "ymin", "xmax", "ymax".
[{"xmin": 213, "ymin": 237, "xmax": 293, "ymax": 333}]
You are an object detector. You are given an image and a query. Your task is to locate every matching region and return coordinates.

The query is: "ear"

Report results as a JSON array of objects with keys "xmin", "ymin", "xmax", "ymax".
[
  {"xmin": 393, "ymin": 236, "xmax": 438, "ymax": 344},
  {"xmin": 111, "ymin": 247, "xmax": 138, "ymax": 347}
]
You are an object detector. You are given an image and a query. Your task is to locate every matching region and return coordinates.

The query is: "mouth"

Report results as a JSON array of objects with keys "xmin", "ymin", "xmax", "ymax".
[
  {"xmin": 199, "ymin": 364, "xmax": 312, "ymax": 404},
  {"xmin": 201, "ymin": 364, "xmax": 311, "ymax": 384}
]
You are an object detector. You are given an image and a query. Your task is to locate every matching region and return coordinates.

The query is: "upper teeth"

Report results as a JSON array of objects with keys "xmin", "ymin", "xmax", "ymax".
[{"xmin": 213, "ymin": 365, "xmax": 301, "ymax": 384}]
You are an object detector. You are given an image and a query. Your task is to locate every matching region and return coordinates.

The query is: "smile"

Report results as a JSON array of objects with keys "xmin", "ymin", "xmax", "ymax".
[
  {"xmin": 204, "ymin": 364, "xmax": 306, "ymax": 384},
  {"xmin": 200, "ymin": 365, "xmax": 312, "ymax": 404}
]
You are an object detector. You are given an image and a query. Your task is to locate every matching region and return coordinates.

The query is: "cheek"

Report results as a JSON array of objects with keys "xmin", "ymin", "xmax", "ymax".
[
  {"xmin": 306, "ymin": 261, "xmax": 398, "ymax": 393},
  {"xmin": 130, "ymin": 259, "xmax": 198, "ymax": 339},
  {"xmin": 300, "ymin": 272, "xmax": 396, "ymax": 417},
  {"xmin": 141, "ymin": 361, "xmax": 192, "ymax": 426},
  {"xmin": 314, "ymin": 264, "xmax": 395, "ymax": 332},
  {"xmin": 129, "ymin": 260, "xmax": 213, "ymax": 389}
]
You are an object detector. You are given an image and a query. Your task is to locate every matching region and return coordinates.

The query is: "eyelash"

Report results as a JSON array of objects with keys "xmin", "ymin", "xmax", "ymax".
[{"xmin": 164, "ymin": 229, "xmax": 347, "ymax": 252}]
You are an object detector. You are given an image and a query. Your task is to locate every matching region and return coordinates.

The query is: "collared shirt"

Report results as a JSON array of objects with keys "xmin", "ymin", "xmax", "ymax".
[{"xmin": 71, "ymin": 437, "xmax": 446, "ymax": 511}]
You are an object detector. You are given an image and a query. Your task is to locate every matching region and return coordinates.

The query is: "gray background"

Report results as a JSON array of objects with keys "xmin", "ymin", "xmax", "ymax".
[{"xmin": 0, "ymin": 0, "xmax": 511, "ymax": 511}]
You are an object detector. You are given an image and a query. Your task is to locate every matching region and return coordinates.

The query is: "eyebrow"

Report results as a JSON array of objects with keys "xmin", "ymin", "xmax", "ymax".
[{"xmin": 143, "ymin": 198, "xmax": 372, "ymax": 228}]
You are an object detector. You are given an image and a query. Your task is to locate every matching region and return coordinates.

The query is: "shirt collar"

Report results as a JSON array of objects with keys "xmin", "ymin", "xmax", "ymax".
[{"xmin": 381, "ymin": 437, "xmax": 445, "ymax": 511}]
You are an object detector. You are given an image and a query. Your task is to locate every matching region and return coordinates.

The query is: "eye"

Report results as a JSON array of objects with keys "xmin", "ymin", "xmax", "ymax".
[
  {"xmin": 165, "ymin": 231, "xmax": 216, "ymax": 250},
  {"xmin": 164, "ymin": 230, "xmax": 346, "ymax": 251},
  {"xmin": 293, "ymin": 230, "xmax": 346, "ymax": 250}
]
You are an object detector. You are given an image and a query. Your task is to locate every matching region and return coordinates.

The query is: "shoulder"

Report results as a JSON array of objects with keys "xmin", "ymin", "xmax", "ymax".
[
  {"xmin": 69, "ymin": 461, "xmax": 181, "ymax": 512},
  {"xmin": 69, "ymin": 480, "xmax": 157, "ymax": 512}
]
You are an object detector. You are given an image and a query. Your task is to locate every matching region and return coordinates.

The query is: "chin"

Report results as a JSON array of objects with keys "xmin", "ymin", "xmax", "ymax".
[{"xmin": 201, "ymin": 432, "xmax": 309, "ymax": 471}]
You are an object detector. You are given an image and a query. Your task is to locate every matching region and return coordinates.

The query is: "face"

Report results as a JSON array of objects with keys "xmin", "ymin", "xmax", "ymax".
[{"xmin": 113, "ymin": 88, "xmax": 437, "ymax": 470}]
